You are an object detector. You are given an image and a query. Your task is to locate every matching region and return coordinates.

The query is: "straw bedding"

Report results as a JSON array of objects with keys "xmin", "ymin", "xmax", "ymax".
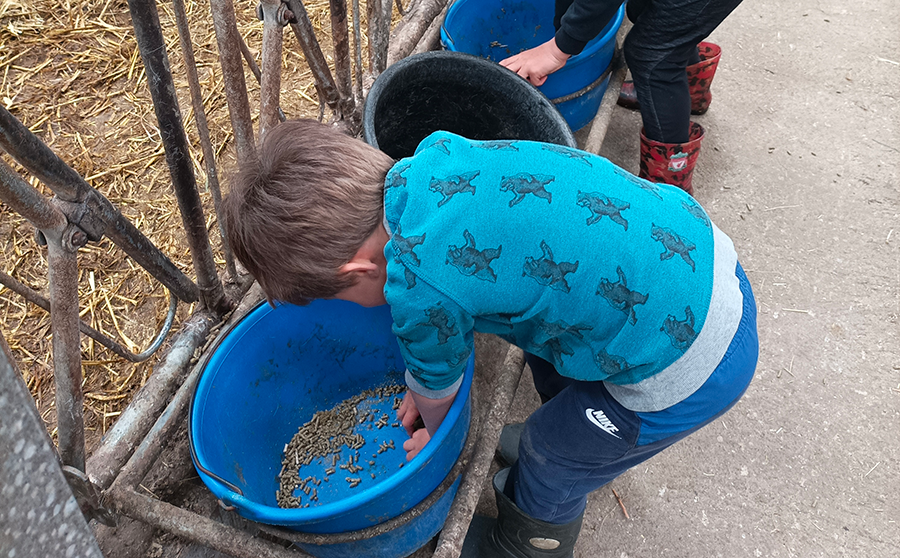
[{"xmin": 0, "ymin": 0, "xmax": 379, "ymax": 452}]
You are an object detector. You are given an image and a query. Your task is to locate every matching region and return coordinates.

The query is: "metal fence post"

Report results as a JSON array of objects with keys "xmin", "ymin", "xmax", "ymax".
[{"xmin": 127, "ymin": 0, "xmax": 229, "ymax": 315}]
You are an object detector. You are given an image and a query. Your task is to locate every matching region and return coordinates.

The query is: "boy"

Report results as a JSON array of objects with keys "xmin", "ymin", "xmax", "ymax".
[{"xmin": 221, "ymin": 120, "xmax": 758, "ymax": 557}]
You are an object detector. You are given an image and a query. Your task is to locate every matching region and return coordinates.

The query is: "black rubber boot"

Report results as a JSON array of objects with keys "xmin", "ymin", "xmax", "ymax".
[{"xmin": 463, "ymin": 468, "xmax": 583, "ymax": 558}]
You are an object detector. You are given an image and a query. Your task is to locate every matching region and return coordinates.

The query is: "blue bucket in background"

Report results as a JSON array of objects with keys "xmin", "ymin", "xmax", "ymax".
[
  {"xmin": 441, "ymin": 0, "xmax": 625, "ymax": 131},
  {"xmin": 189, "ymin": 299, "xmax": 475, "ymax": 557}
]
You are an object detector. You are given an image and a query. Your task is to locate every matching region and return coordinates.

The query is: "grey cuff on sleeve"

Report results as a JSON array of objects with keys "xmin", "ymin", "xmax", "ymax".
[{"xmin": 405, "ymin": 370, "xmax": 464, "ymax": 399}]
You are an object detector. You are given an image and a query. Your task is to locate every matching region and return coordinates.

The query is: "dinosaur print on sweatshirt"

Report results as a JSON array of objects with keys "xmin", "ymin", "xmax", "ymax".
[
  {"xmin": 386, "ymin": 162, "xmax": 411, "ymax": 189},
  {"xmin": 681, "ymin": 200, "xmax": 710, "ymax": 227},
  {"xmin": 523, "ymin": 241, "xmax": 579, "ymax": 293},
  {"xmin": 613, "ymin": 167, "xmax": 663, "ymax": 200},
  {"xmin": 429, "ymin": 171, "xmax": 479, "ymax": 207},
  {"xmin": 651, "ymin": 224, "xmax": 697, "ymax": 272},
  {"xmin": 446, "ymin": 230, "xmax": 502, "ymax": 282},
  {"xmin": 596, "ymin": 266, "xmax": 648, "ymax": 325},
  {"xmin": 426, "ymin": 138, "xmax": 451, "ymax": 154},
  {"xmin": 500, "ymin": 173, "xmax": 554, "ymax": 207},
  {"xmin": 660, "ymin": 306, "xmax": 697, "ymax": 351},
  {"xmin": 529, "ymin": 318, "xmax": 593, "ymax": 360},
  {"xmin": 594, "ymin": 349, "xmax": 649, "ymax": 378},
  {"xmin": 541, "ymin": 144, "xmax": 593, "ymax": 166},
  {"xmin": 576, "ymin": 191, "xmax": 629, "ymax": 229},
  {"xmin": 534, "ymin": 318, "xmax": 593, "ymax": 342},
  {"xmin": 417, "ymin": 304, "xmax": 460, "ymax": 345},
  {"xmin": 392, "ymin": 225, "xmax": 426, "ymax": 289},
  {"xmin": 478, "ymin": 140, "xmax": 519, "ymax": 151},
  {"xmin": 531, "ymin": 337, "xmax": 576, "ymax": 362},
  {"xmin": 393, "ymin": 225, "xmax": 425, "ymax": 266}
]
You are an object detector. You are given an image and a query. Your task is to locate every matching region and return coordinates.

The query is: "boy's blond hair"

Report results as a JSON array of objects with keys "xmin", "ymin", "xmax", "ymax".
[{"xmin": 222, "ymin": 119, "xmax": 395, "ymax": 304}]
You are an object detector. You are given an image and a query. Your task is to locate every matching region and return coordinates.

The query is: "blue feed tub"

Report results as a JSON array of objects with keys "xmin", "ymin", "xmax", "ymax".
[
  {"xmin": 189, "ymin": 299, "xmax": 474, "ymax": 550},
  {"xmin": 442, "ymin": 0, "xmax": 625, "ymax": 131}
]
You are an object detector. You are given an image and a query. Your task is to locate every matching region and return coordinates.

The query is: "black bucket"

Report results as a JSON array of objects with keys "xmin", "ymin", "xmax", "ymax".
[{"xmin": 362, "ymin": 51, "xmax": 576, "ymax": 159}]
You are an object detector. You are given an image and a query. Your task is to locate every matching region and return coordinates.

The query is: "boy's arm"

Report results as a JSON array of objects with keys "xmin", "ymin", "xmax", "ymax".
[
  {"xmin": 386, "ymin": 262, "xmax": 474, "ymax": 459},
  {"xmin": 500, "ymin": 0, "xmax": 623, "ymax": 85}
]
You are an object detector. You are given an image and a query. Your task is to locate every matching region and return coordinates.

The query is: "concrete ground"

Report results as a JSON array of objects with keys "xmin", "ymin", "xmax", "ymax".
[
  {"xmin": 94, "ymin": 1, "xmax": 898, "ymax": 557},
  {"xmin": 548, "ymin": 1, "xmax": 898, "ymax": 556}
]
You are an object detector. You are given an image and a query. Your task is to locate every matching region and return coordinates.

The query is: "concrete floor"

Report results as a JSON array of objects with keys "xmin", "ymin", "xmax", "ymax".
[{"xmin": 554, "ymin": 1, "xmax": 899, "ymax": 556}]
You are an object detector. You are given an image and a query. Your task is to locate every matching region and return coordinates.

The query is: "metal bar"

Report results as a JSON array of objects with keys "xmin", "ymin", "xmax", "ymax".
[
  {"xmin": 366, "ymin": 0, "xmax": 389, "ymax": 75},
  {"xmin": 0, "ymin": 106, "xmax": 200, "ymax": 303},
  {"xmin": 239, "ymin": 34, "xmax": 262, "ymax": 82},
  {"xmin": 0, "ymin": 107, "xmax": 86, "ymax": 203},
  {"xmin": 259, "ymin": 0, "xmax": 286, "ymax": 138},
  {"xmin": 0, "ymin": 333, "xmax": 105, "ymax": 558},
  {"xmin": 107, "ymin": 486, "xmax": 311, "ymax": 558},
  {"xmin": 432, "ymin": 346, "xmax": 526, "ymax": 558},
  {"xmin": 238, "ymin": 35, "xmax": 288, "ymax": 123},
  {"xmin": 44, "ymin": 224, "xmax": 87, "ymax": 472},
  {"xmin": 411, "ymin": 1, "xmax": 448, "ymax": 55},
  {"xmin": 284, "ymin": 0, "xmax": 342, "ymax": 114},
  {"xmin": 583, "ymin": 26, "xmax": 629, "ymax": 154},
  {"xmin": 110, "ymin": 348, "xmax": 203, "ymax": 492},
  {"xmin": 171, "ymin": 0, "xmax": 237, "ymax": 281},
  {"xmin": 329, "ymin": 0, "xmax": 357, "ymax": 121},
  {"xmin": 387, "ymin": 0, "xmax": 449, "ymax": 67},
  {"xmin": 100, "ymin": 199, "xmax": 200, "ymax": 303},
  {"xmin": 87, "ymin": 310, "xmax": 219, "ymax": 490},
  {"xmin": 351, "ymin": 0, "xmax": 364, "ymax": 102},
  {"xmin": 208, "ymin": 0, "xmax": 256, "ymax": 164},
  {"xmin": 0, "ymin": 158, "xmax": 68, "ymax": 232},
  {"xmin": 127, "ymin": 0, "xmax": 228, "ymax": 315},
  {"xmin": 0, "ymin": 269, "xmax": 177, "ymax": 363}
]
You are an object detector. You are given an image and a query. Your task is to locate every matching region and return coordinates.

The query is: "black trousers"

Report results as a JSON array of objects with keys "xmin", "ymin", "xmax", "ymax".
[
  {"xmin": 555, "ymin": 0, "xmax": 743, "ymax": 142},
  {"xmin": 623, "ymin": 0, "xmax": 744, "ymax": 142}
]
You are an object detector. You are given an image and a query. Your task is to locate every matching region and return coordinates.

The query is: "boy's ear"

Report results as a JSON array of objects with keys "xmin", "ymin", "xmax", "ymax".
[{"xmin": 339, "ymin": 260, "xmax": 379, "ymax": 276}]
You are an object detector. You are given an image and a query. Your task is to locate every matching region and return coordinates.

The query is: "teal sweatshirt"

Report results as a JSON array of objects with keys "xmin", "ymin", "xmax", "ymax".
[{"xmin": 383, "ymin": 132, "xmax": 743, "ymax": 412}]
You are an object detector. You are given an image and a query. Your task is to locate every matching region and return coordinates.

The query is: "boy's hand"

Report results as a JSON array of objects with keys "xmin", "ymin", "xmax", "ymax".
[
  {"xmin": 500, "ymin": 38, "xmax": 571, "ymax": 87},
  {"xmin": 403, "ymin": 428, "xmax": 431, "ymax": 461},
  {"xmin": 397, "ymin": 391, "xmax": 421, "ymax": 437}
]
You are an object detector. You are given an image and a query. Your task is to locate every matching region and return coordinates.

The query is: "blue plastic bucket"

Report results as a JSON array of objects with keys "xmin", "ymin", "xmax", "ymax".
[
  {"xmin": 441, "ymin": 0, "xmax": 625, "ymax": 131},
  {"xmin": 189, "ymin": 300, "xmax": 475, "ymax": 555}
]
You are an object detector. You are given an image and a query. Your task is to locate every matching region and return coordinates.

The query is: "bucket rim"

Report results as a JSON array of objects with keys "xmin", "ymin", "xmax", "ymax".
[
  {"xmin": 188, "ymin": 299, "xmax": 476, "ymax": 527},
  {"xmin": 362, "ymin": 50, "xmax": 576, "ymax": 151},
  {"xmin": 440, "ymin": 0, "xmax": 625, "ymax": 71}
]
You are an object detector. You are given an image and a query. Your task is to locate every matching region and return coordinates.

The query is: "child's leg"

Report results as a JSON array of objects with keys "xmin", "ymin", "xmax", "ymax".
[
  {"xmin": 511, "ymin": 263, "xmax": 758, "ymax": 523},
  {"xmin": 525, "ymin": 352, "xmax": 576, "ymax": 404},
  {"xmin": 623, "ymin": 0, "xmax": 743, "ymax": 143}
]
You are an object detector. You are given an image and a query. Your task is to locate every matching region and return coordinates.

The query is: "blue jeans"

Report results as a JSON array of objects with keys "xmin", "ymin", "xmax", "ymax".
[
  {"xmin": 623, "ymin": 0, "xmax": 744, "ymax": 142},
  {"xmin": 512, "ymin": 263, "xmax": 758, "ymax": 523}
]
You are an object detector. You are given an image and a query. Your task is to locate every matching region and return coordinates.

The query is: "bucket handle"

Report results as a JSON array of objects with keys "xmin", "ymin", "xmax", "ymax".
[
  {"xmin": 440, "ymin": 23, "xmax": 455, "ymax": 49},
  {"xmin": 185, "ymin": 314, "xmax": 249, "ymax": 500},
  {"xmin": 186, "ymin": 366, "xmax": 245, "ymax": 498},
  {"xmin": 187, "ymin": 415, "xmax": 245, "ymax": 497}
]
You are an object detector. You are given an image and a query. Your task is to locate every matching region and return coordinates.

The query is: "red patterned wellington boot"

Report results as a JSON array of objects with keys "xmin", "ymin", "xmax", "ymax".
[
  {"xmin": 618, "ymin": 42, "xmax": 722, "ymax": 114},
  {"xmin": 616, "ymin": 81, "xmax": 639, "ymax": 110},
  {"xmin": 688, "ymin": 42, "xmax": 722, "ymax": 115},
  {"xmin": 638, "ymin": 122, "xmax": 705, "ymax": 196}
]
